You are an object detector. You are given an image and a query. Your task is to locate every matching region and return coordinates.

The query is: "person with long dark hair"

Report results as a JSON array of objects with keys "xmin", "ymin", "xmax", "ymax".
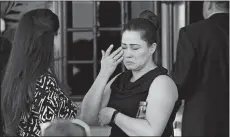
[
  {"xmin": 1, "ymin": 9, "xmax": 78, "ymax": 137},
  {"xmin": 0, "ymin": 18, "xmax": 12, "ymax": 136}
]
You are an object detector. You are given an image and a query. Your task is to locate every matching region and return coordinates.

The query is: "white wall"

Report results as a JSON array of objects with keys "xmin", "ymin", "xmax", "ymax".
[
  {"xmin": 72, "ymin": 1, "xmax": 94, "ymax": 41},
  {"xmin": 131, "ymin": 1, "xmax": 154, "ymax": 18},
  {"xmin": 70, "ymin": 1, "xmax": 156, "ymax": 42}
]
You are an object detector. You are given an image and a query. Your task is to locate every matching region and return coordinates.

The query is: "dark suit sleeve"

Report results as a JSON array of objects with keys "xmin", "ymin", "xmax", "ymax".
[{"xmin": 172, "ymin": 28, "xmax": 196, "ymax": 100}]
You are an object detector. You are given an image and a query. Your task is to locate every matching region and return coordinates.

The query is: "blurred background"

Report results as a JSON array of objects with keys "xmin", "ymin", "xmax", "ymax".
[{"xmin": 1, "ymin": 1, "xmax": 205, "ymax": 136}]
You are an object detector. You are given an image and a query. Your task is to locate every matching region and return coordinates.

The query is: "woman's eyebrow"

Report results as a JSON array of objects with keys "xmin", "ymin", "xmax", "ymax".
[
  {"xmin": 121, "ymin": 43, "xmax": 140, "ymax": 46},
  {"xmin": 130, "ymin": 44, "xmax": 140, "ymax": 46}
]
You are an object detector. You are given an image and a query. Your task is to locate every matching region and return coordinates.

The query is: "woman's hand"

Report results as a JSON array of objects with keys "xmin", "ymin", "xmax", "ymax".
[
  {"xmin": 99, "ymin": 107, "xmax": 116, "ymax": 126},
  {"xmin": 100, "ymin": 44, "xmax": 123, "ymax": 78}
]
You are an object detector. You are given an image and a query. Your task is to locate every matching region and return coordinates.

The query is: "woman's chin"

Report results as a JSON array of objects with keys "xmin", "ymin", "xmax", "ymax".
[{"xmin": 125, "ymin": 66, "xmax": 137, "ymax": 71}]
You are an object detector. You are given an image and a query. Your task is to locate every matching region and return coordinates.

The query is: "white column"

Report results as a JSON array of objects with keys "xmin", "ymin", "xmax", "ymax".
[
  {"xmin": 50, "ymin": 1, "xmax": 64, "ymax": 82},
  {"xmin": 152, "ymin": 1, "xmax": 160, "ymax": 65},
  {"xmin": 161, "ymin": 2, "xmax": 173, "ymax": 73},
  {"xmin": 161, "ymin": 2, "xmax": 187, "ymax": 73},
  {"xmin": 173, "ymin": 1, "xmax": 186, "ymax": 62}
]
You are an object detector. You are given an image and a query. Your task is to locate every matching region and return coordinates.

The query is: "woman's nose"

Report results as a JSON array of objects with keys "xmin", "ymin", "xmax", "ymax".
[{"xmin": 123, "ymin": 49, "xmax": 133, "ymax": 58}]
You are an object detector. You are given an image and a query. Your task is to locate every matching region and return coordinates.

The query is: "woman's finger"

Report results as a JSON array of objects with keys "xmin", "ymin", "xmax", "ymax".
[
  {"xmin": 99, "ymin": 118, "xmax": 103, "ymax": 126},
  {"xmin": 113, "ymin": 49, "xmax": 124, "ymax": 61},
  {"xmin": 98, "ymin": 114, "xmax": 104, "ymax": 126},
  {"xmin": 105, "ymin": 44, "xmax": 114, "ymax": 56},
  {"xmin": 115, "ymin": 56, "xmax": 124, "ymax": 65},
  {"xmin": 101, "ymin": 50, "xmax": 105, "ymax": 59},
  {"xmin": 110, "ymin": 47, "xmax": 122, "ymax": 58}
]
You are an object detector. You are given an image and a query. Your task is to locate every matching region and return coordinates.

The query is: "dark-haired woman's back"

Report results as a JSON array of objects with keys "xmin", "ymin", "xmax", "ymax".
[
  {"xmin": 0, "ymin": 36, "xmax": 12, "ymax": 136},
  {"xmin": 17, "ymin": 71, "xmax": 78, "ymax": 137}
]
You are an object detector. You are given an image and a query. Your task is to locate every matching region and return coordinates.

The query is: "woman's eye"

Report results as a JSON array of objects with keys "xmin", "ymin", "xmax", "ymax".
[
  {"xmin": 132, "ymin": 48, "xmax": 139, "ymax": 50},
  {"xmin": 121, "ymin": 46, "xmax": 127, "ymax": 49}
]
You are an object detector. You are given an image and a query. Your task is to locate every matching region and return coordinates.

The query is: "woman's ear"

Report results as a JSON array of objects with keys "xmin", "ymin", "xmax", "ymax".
[{"xmin": 150, "ymin": 43, "xmax": 157, "ymax": 54}]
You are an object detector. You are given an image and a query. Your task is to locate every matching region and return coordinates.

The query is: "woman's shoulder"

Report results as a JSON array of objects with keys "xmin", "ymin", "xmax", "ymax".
[
  {"xmin": 113, "ymin": 70, "xmax": 131, "ymax": 82},
  {"xmin": 153, "ymin": 75, "xmax": 175, "ymax": 85},
  {"xmin": 34, "ymin": 72, "xmax": 78, "ymax": 111},
  {"xmin": 149, "ymin": 75, "xmax": 178, "ymax": 98},
  {"xmin": 34, "ymin": 72, "xmax": 65, "ymax": 101},
  {"xmin": 151, "ymin": 73, "xmax": 176, "ymax": 89},
  {"xmin": 36, "ymin": 71, "xmax": 59, "ymax": 90},
  {"xmin": 110, "ymin": 71, "xmax": 130, "ymax": 87}
]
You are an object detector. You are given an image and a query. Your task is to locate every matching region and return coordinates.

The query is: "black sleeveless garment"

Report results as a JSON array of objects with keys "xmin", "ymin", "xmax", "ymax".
[{"xmin": 107, "ymin": 67, "xmax": 180, "ymax": 137}]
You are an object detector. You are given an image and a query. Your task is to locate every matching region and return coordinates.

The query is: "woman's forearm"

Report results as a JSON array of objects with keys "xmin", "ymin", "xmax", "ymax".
[
  {"xmin": 80, "ymin": 72, "xmax": 110, "ymax": 125},
  {"xmin": 114, "ymin": 113, "xmax": 157, "ymax": 136}
]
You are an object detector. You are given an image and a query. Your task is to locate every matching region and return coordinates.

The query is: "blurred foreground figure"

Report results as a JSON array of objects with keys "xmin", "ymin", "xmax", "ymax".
[{"xmin": 40, "ymin": 119, "xmax": 91, "ymax": 136}]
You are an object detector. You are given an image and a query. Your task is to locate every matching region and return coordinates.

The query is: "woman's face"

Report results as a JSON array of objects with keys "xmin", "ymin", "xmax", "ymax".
[{"xmin": 121, "ymin": 30, "xmax": 156, "ymax": 71}]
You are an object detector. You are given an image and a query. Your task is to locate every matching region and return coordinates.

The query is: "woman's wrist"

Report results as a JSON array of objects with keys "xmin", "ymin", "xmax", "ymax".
[
  {"xmin": 108, "ymin": 110, "xmax": 119, "ymax": 127},
  {"xmin": 110, "ymin": 111, "xmax": 119, "ymax": 124},
  {"xmin": 98, "ymin": 71, "xmax": 110, "ymax": 80}
]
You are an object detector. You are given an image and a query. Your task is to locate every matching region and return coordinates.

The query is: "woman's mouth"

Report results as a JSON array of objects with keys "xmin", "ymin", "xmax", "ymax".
[{"xmin": 125, "ymin": 61, "xmax": 134, "ymax": 65}]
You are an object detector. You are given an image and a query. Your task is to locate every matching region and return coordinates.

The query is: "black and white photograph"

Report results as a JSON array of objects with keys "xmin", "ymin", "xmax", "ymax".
[{"xmin": 0, "ymin": 1, "xmax": 229, "ymax": 136}]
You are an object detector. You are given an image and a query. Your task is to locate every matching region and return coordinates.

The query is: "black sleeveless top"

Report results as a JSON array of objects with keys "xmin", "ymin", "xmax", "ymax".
[{"xmin": 107, "ymin": 67, "xmax": 180, "ymax": 137}]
